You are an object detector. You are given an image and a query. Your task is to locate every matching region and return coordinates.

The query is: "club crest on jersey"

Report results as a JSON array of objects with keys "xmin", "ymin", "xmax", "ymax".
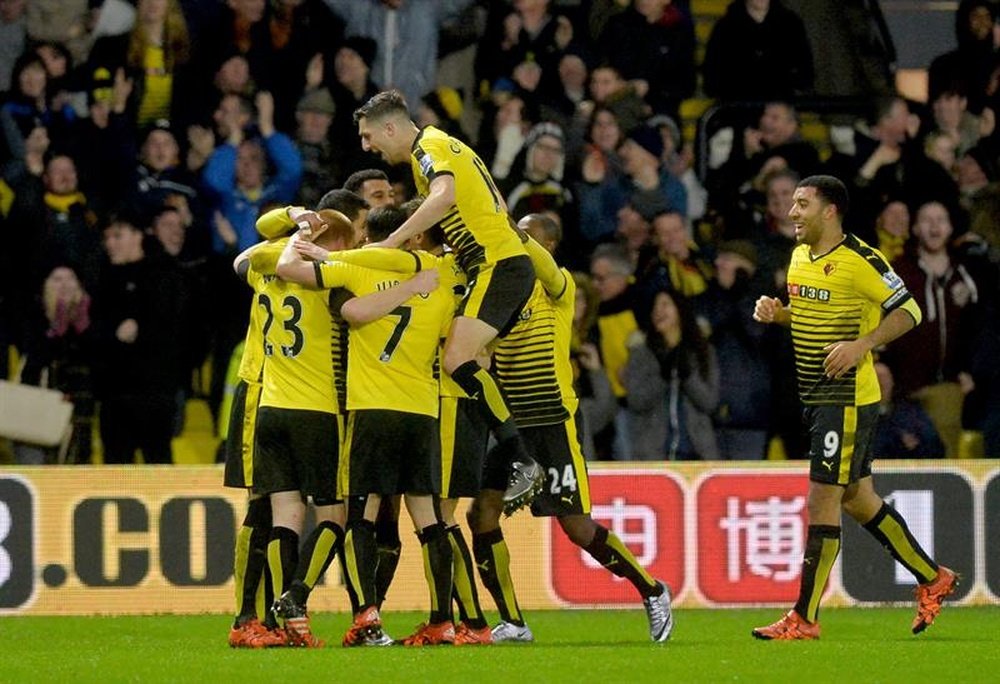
[
  {"xmin": 519, "ymin": 307, "xmax": 532, "ymax": 321},
  {"xmin": 787, "ymin": 282, "xmax": 830, "ymax": 301},
  {"xmin": 823, "ymin": 262, "xmax": 836, "ymax": 276}
]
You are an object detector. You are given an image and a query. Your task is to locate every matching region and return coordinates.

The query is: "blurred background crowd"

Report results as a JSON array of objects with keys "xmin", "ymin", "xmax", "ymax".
[{"xmin": 1, "ymin": 0, "xmax": 999, "ymax": 465}]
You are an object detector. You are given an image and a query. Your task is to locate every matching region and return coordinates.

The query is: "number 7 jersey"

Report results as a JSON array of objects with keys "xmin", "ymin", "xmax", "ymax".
[
  {"xmin": 316, "ymin": 258, "xmax": 461, "ymax": 418},
  {"xmin": 248, "ymin": 242, "xmax": 342, "ymax": 415}
]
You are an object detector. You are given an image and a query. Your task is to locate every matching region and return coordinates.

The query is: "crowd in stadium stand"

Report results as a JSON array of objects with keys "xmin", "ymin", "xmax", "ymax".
[{"xmin": 1, "ymin": 0, "xmax": 998, "ymax": 464}]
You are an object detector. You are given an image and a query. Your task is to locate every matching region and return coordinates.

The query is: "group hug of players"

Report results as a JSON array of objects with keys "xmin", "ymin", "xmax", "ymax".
[{"xmin": 223, "ymin": 91, "xmax": 673, "ymax": 648}]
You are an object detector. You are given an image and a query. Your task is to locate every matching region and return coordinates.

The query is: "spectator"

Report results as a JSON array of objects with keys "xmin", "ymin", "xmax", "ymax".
[
  {"xmin": 703, "ymin": 240, "xmax": 772, "ymax": 460},
  {"xmin": 750, "ymin": 168, "xmax": 798, "ymax": 289},
  {"xmin": 14, "ymin": 265, "xmax": 96, "ymax": 464},
  {"xmin": 623, "ymin": 289, "xmax": 719, "ymax": 460},
  {"xmin": 202, "ymin": 92, "xmax": 302, "ymax": 254},
  {"xmin": 25, "ymin": 0, "xmax": 93, "ymax": 66},
  {"xmin": 614, "ymin": 199, "xmax": 655, "ymax": 269},
  {"xmin": 88, "ymin": 0, "xmax": 195, "ymax": 129},
  {"xmin": 636, "ymin": 209, "xmax": 713, "ymax": 307},
  {"xmin": 503, "ymin": 121, "xmax": 573, "ymax": 224},
  {"xmin": 486, "ymin": 92, "xmax": 534, "ymax": 181},
  {"xmin": 294, "ymin": 86, "xmax": 341, "ymax": 206},
  {"xmin": 873, "ymin": 199, "xmax": 911, "ymax": 264},
  {"xmin": 328, "ymin": 35, "xmax": 382, "ymax": 174},
  {"xmin": 590, "ymin": 243, "xmax": 641, "ymax": 459},
  {"xmin": 599, "ymin": 0, "xmax": 695, "ymax": 119},
  {"xmin": 702, "ymin": 0, "xmax": 813, "ymax": 100},
  {"xmin": 577, "ymin": 124, "xmax": 687, "ymax": 246},
  {"xmin": 929, "ymin": 0, "xmax": 999, "ymax": 114},
  {"xmin": 650, "ymin": 113, "xmax": 707, "ymax": 221},
  {"xmin": 127, "ymin": 123, "xmax": 200, "ymax": 225},
  {"xmin": 582, "ymin": 63, "xmax": 649, "ymax": 135},
  {"xmin": 5, "ymin": 149, "xmax": 103, "ymax": 308},
  {"xmin": 416, "ymin": 86, "xmax": 468, "ymax": 141},
  {"xmin": 1, "ymin": 53, "xmax": 77, "ymax": 161},
  {"xmin": 883, "ymin": 201, "xmax": 981, "ymax": 457},
  {"xmin": 323, "ymin": 0, "xmax": 473, "ymax": 109},
  {"xmin": 93, "ymin": 216, "xmax": 186, "ymax": 464},
  {"xmin": 540, "ymin": 47, "xmax": 592, "ymax": 127},
  {"xmin": 570, "ymin": 271, "xmax": 615, "ymax": 461},
  {"xmin": 870, "ymin": 361, "xmax": 946, "ymax": 459},
  {"xmin": 931, "ymin": 88, "xmax": 988, "ymax": 158},
  {"xmin": 0, "ymin": 0, "xmax": 26, "ymax": 93}
]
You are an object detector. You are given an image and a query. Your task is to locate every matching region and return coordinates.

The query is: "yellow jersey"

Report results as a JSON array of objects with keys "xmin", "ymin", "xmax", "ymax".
[
  {"xmin": 237, "ymin": 240, "xmax": 286, "ymax": 383},
  {"xmin": 786, "ymin": 233, "xmax": 922, "ymax": 406},
  {"xmin": 249, "ymin": 246, "xmax": 340, "ymax": 414},
  {"xmin": 494, "ymin": 265, "xmax": 578, "ymax": 427},
  {"xmin": 410, "ymin": 126, "xmax": 525, "ymax": 274},
  {"xmin": 316, "ymin": 258, "xmax": 460, "ymax": 417}
]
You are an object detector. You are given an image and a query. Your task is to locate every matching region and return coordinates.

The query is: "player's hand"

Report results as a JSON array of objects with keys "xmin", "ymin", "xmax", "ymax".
[
  {"xmin": 364, "ymin": 237, "xmax": 399, "ymax": 249},
  {"xmin": 116, "ymin": 318, "xmax": 138, "ymax": 343},
  {"xmin": 752, "ymin": 296, "xmax": 783, "ymax": 323},
  {"xmin": 406, "ymin": 268, "xmax": 439, "ymax": 296},
  {"xmin": 822, "ymin": 339, "xmax": 866, "ymax": 379},
  {"xmin": 293, "ymin": 239, "xmax": 330, "ymax": 261}
]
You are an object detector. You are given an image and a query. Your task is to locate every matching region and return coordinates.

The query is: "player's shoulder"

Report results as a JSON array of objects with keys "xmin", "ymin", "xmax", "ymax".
[{"xmin": 838, "ymin": 234, "xmax": 892, "ymax": 274}]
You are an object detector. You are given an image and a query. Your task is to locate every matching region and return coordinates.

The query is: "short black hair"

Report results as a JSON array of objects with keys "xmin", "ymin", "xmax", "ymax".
[
  {"xmin": 365, "ymin": 205, "xmax": 408, "ymax": 242},
  {"xmin": 316, "ymin": 188, "xmax": 369, "ymax": 221},
  {"xmin": 353, "ymin": 89, "xmax": 409, "ymax": 126},
  {"xmin": 343, "ymin": 169, "xmax": 389, "ymax": 194},
  {"xmin": 798, "ymin": 174, "xmax": 850, "ymax": 218}
]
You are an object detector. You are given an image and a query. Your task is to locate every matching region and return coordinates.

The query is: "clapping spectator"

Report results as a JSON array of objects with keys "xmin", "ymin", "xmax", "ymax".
[{"xmin": 14, "ymin": 265, "xmax": 96, "ymax": 464}]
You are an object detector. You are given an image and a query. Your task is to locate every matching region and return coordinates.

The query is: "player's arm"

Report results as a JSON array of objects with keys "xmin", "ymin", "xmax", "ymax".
[
  {"xmin": 322, "ymin": 246, "xmax": 429, "ymax": 273},
  {"xmin": 752, "ymin": 296, "xmax": 791, "ymax": 327},
  {"xmin": 276, "ymin": 232, "xmax": 322, "ymax": 287},
  {"xmin": 340, "ymin": 269, "xmax": 440, "ymax": 325},
  {"xmin": 524, "ymin": 235, "xmax": 567, "ymax": 299},
  {"xmin": 256, "ymin": 205, "xmax": 321, "ymax": 239},
  {"xmin": 372, "ymin": 174, "xmax": 455, "ymax": 249}
]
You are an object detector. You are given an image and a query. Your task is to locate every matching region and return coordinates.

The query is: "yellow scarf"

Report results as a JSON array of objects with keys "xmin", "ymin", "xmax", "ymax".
[{"xmin": 44, "ymin": 192, "xmax": 87, "ymax": 214}]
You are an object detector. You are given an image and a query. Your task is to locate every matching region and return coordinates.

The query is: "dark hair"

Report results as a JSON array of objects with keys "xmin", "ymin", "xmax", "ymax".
[
  {"xmin": 798, "ymin": 174, "xmax": 849, "ymax": 218},
  {"xmin": 365, "ymin": 205, "xmax": 409, "ymax": 242},
  {"xmin": 353, "ymin": 89, "xmax": 409, "ymax": 126},
  {"xmin": 646, "ymin": 289, "xmax": 713, "ymax": 380},
  {"xmin": 317, "ymin": 188, "xmax": 369, "ymax": 221},
  {"xmin": 343, "ymin": 169, "xmax": 389, "ymax": 194},
  {"xmin": 521, "ymin": 213, "xmax": 562, "ymax": 246}
]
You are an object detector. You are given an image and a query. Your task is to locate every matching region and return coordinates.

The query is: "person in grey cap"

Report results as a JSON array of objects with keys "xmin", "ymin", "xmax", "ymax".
[{"xmin": 295, "ymin": 87, "xmax": 340, "ymax": 206}]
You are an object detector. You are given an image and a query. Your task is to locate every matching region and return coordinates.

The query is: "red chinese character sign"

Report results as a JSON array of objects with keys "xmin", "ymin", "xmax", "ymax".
[
  {"xmin": 549, "ymin": 471, "xmax": 684, "ymax": 605},
  {"xmin": 696, "ymin": 471, "xmax": 810, "ymax": 604}
]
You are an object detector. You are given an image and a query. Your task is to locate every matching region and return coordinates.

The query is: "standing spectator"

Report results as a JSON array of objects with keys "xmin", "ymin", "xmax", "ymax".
[
  {"xmin": 599, "ymin": 0, "xmax": 695, "ymax": 119},
  {"xmin": 127, "ymin": 123, "xmax": 200, "ymax": 224},
  {"xmin": 636, "ymin": 210, "xmax": 713, "ymax": 307},
  {"xmin": 928, "ymin": 0, "xmax": 999, "ymax": 114},
  {"xmin": 323, "ymin": 0, "xmax": 473, "ymax": 109},
  {"xmin": 702, "ymin": 0, "xmax": 813, "ymax": 101},
  {"xmin": 589, "ymin": 244, "xmax": 640, "ymax": 459},
  {"xmin": 503, "ymin": 121, "xmax": 573, "ymax": 223},
  {"xmin": 25, "ymin": 0, "xmax": 93, "ymax": 66},
  {"xmin": 293, "ymin": 87, "xmax": 341, "ymax": 207},
  {"xmin": 5, "ymin": 149, "xmax": 103, "ymax": 307},
  {"xmin": 93, "ymin": 216, "xmax": 186, "ymax": 464},
  {"xmin": 751, "ymin": 168, "xmax": 799, "ymax": 289},
  {"xmin": 88, "ymin": 0, "xmax": 195, "ymax": 129},
  {"xmin": 14, "ymin": 265, "xmax": 96, "ymax": 465},
  {"xmin": 623, "ymin": 289, "xmax": 720, "ymax": 460},
  {"xmin": 883, "ymin": 201, "xmax": 981, "ymax": 457},
  {"xmin": 328, "ymin": 36, "xmax": 382, "ymax": 175},
  {"xmin": 1, "ymin": 54, "xmax": 78, "ymax": 160},
  {"xmin": 704, "ymin": 240, "xmax": 772, "ymax": 459},
  {"xmin": 202, "ymin": 92, "xmax": 302, "ymax": 254},
  {"xmin": 582, "ymin": 64, "xmax": 649, "ymax": 135},
  {"xmin": 0, "ymin": 0, "xmax": 27, "ymax": 93}
]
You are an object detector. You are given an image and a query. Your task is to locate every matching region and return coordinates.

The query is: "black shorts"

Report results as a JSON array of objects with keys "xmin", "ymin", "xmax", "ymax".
[
  {"xmin": 223, "ymin": 380, "xmax": 261, "ymax": 489},
  {"xmin": 253, "ymin": 406, "xmax": 340, "ymax": 504},
  {"xmin": 440, "ymin": 396, "xmax": 489, "ymax": 499},
  {"xmin": 340, "ymin": 409, "xmax": 440, "ymax": 497},
  {"xmin": 804, "ymin": 403, "xmax": 879, "ymax": 486},
  {"xmin": 458, "ymin": 255, "xmax": 534, "ymax": 337},
  {"xmin": 483, "ymin": 417, "xmax": 591, "ymax": 517}
]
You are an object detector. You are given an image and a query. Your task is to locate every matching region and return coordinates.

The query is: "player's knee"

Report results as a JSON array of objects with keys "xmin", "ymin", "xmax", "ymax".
[
  {"xmin": 558, "ymin": 515, "xmax": 597, "ymax": 547},
  {"xmin": 467, "ymin": 494, "xmax": 501, "ymax": 533}
]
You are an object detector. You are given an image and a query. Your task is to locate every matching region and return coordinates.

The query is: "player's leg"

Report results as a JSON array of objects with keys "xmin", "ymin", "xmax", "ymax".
[
  {"xmin": 843, "ymin": 480, "xmax": 957, "ymax": 634},
  {"xmin": 440, "ymin": 497, "xmax": 491, "ymax": 643},
  {"xmin": 754, "ymin": 406, "xmax": 852, "ymax": 640},
  {"xmin": 374, "ymin": 495, "xmax": 402, "ymax": 609},
  {"xmin": 443, "ymin": 259, "xmax": 543, "ymax": 512},
  {"xmin": 400, "ymin": 493, "xmax": 456, "ymax": 645}
]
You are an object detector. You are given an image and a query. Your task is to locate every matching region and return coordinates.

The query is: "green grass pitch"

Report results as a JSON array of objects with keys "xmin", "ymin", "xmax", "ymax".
[{"xmin": 3, "ymin": 608, "xmax": 998, "ymax": 683}]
